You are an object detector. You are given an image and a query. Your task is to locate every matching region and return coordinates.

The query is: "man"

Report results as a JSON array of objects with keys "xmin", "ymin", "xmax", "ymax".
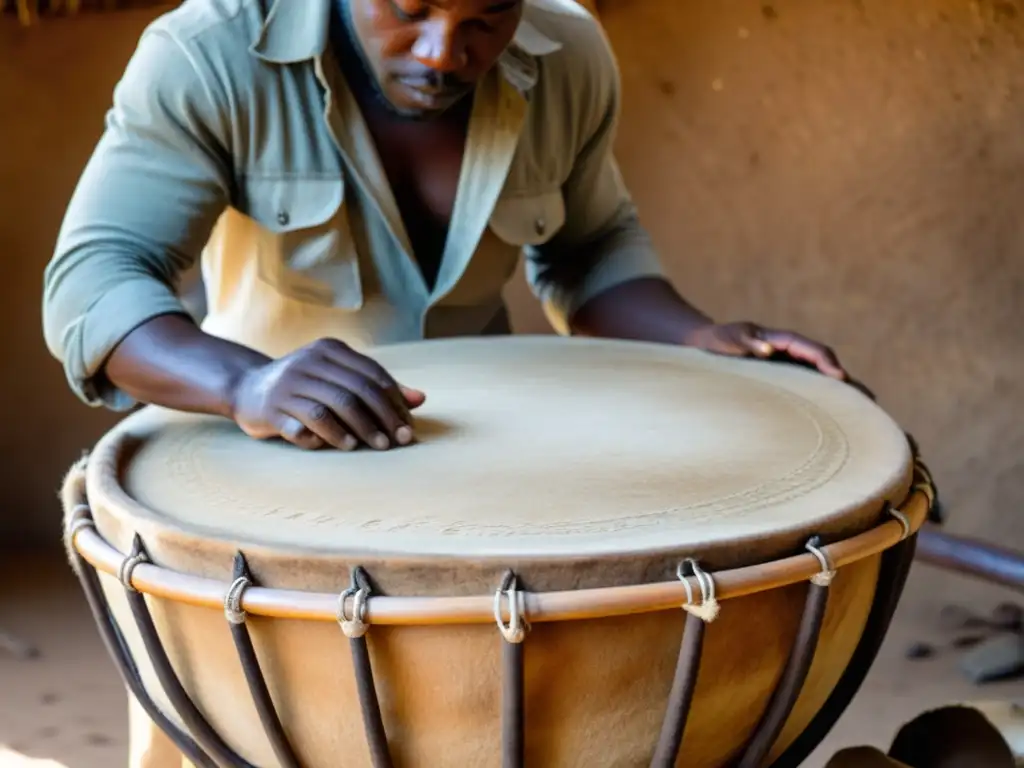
[
  {"xmin": 44, "ymin": 0, "xmax": 847, "ymax": 456},
  {"xmin": 44, "ymin": 0, "xmax": 850, "ymax": 763}
]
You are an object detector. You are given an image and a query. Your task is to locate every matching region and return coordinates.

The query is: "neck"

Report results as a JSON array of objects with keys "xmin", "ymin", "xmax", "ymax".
[{"xmin": 330, "ymin": 1, "xmax": 393, "ymax": 114}]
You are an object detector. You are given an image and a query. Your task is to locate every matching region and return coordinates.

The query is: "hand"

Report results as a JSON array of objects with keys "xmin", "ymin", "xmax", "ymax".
[
  {"xmin": 683, "ymin": 321, "xmax": 846, "ymax": 380},
  {"xmin": 229, "ymin": 338, "xmax": 426, "ymax": 451}
]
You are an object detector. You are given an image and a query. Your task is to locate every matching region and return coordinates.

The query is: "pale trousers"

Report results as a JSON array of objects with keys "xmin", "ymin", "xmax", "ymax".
[{"xmin": 128, "ymin": 695, "xmax": 192, "ymax": 768}]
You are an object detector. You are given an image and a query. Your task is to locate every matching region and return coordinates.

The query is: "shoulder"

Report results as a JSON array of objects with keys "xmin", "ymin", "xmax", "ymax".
[
  {"xmin": 521, "ymin": 0, "xmax": 620, "ymax": 109},
  {"xmin": 115, "ymin": 0, "xmax": 272, "ymax": 129},
  {"xmin": 130, "ymin": 0, "xmax": 267, "ymax": 94},
  {"xmin": 143, "ymin": 0, "xmax": 261, "ymax": 48},
  {"xmin": 510, "ymin": 0, "xmax": 621, "ymax": 183}
]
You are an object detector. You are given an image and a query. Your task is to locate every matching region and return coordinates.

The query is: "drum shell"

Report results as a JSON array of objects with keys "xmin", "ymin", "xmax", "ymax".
[
  {"xmin": 96, "ymin": 554, "xmax": 881, "ymax": 768},
  {"xmin": 74, "ymin": 336, "xmax": 919, "ymax": 766}
]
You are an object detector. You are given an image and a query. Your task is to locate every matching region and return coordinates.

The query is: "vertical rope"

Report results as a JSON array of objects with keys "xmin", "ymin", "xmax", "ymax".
[
  {"xmin": 338, "ymin": 567, "xmax": 393, "ymax": 768},
  {"xmin": 737, "ymin": 538, "xmax": 833, "ymax": 768},
  {"xmin": 769, "ymin": 532, "xmax": 918, "ymax": 768},
  {"xmin": 224, "ymin": 552, "xmax": 302, "ymax": 768},
  {"xmin": 495, "ymin": 570, "xmax": 528, "ymax": 768},
  {"xmin": 121, "ymin": 535, "xmax": 257, "ymax": 768},
  {"xmin": 650, "ymin": 559, "xmax": 716, "ymax": 767},
  {"xmin": 62, "ymin": 504, "xmax": 218, "ymax": 768}
]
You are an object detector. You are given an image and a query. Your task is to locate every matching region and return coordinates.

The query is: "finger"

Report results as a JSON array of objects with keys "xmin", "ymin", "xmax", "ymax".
[
  {"xmin": 759, "ymin": 330, "xmax": 847, "ymax": 379},
  {"xmin": 330, "ymin": 371, "xmax": 415, "ymax": 446},
  {"xmin": 689, "ymin": 323, "xmax": 747, "ymax": 356},
  {"xmin": 317, "ymin": 342, "xmax": 413, "ymax": 420},
  {"xmin": 275, "ymin": 413, "xmax": 329, "ymax": 451},
  {"xmin": 784, "ymin": 339, "xmax": 845, "ymax": 378},
  {"xmin": 737, "ymin": 326, "xmax": 775, "ymax": 358},
  {"xmin": 292, "ymin": 374, "xmax": 397, "ymax": 450},
  {"xmin": 400, "ymin": 385, "xmax": 427, "ymax": 410},
  {"xmin": 279, "ymin": 399, "xmax": 357, "ymax": 451}
]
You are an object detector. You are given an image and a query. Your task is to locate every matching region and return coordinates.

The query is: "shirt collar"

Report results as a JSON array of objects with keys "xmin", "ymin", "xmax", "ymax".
[{"xmin": 249, "ymin": 0, "xmax": 563, "ymax": 93}]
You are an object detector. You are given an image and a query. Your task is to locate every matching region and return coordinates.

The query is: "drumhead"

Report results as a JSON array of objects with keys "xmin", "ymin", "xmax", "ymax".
[{"xmin": 87, "ymin": 336, "xmax": 913, "ymax": 592}]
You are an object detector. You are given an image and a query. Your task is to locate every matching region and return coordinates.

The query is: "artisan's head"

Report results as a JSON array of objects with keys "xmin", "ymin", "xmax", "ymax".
[{"xmin": 342, "ymin": 0, "xmax": 523, "ymax": 117}]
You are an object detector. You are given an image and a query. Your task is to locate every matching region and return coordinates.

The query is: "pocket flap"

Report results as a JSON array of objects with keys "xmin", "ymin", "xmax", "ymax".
[
  {"xmin": 489, "ymin": 190, "xmax": 566, "ymax": 247},
  {"xmin": 242, "ymin": 176, "xmax": 345, "ymax": 232}
]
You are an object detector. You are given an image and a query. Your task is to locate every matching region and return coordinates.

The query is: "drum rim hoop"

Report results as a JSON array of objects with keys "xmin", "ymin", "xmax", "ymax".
[{"xmin": 67, "ymin": 462, "xmax": 934, "ymax": 626}]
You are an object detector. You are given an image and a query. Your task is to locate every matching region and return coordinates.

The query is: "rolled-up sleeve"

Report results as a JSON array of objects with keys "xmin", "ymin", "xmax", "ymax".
[
  {"xmin": 524, "ymin": 31, "xmax": 666, "ymax": 335},
  {"xmin": 42, "ymin": 25, "xmax": 232, "ymax": 410}
]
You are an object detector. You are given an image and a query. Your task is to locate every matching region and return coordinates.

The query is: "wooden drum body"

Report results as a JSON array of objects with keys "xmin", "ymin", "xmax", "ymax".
[{"xmin": 63, "ymin": 337, "xmax": 935, "ymax": 768}]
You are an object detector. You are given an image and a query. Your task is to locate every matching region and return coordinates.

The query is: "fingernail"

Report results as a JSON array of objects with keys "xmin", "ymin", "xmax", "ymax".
[
  {"xmin": 342, "ymin": 436, "xmax": 358, "ymax": 451},
  {"xmin": 395, "ymin": 425, "xmax": 413, "ymax": 445},
  {"xmin": 371, "ymin": 432, "xmax": 390, "ymax": 450}
]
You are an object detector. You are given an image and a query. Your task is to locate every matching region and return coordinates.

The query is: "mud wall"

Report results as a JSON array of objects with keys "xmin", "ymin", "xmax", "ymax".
[
  {"xmin": 1, "ymin": 0, "xmax": 1021, "ymax": 549},
  {"xmin": 0, "ymin": 8, "xmax": 162, "ymax": 549}
]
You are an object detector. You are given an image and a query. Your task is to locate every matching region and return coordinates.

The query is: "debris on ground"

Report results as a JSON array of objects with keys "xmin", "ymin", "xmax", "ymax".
[
  {"xmin": 961, "ymin": 633, "xmax": 1024, "ymax": 685},
  {"xmin": 908, "ymin": 602, "xmax": 1024, "ymax": 685},
  {"xmin": 0, "ymin": 628, "xmax": 40, "ymax": 660}
]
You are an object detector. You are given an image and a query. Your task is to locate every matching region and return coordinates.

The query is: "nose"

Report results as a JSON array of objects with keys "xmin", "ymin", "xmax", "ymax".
[{"xmin": 410, "ymin": 18, "xmax": 468, "ymax": 73}]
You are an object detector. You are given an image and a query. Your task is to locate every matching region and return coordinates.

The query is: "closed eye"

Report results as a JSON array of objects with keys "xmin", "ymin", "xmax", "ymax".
[
  {"xmin": 483, "ymin": 0, "xmax": 518, "ymax": 11},
  {"xmin": 389, "ymin": 0, "xmax": 427, "ymax": 22},
  {"xmin": 474, "ymin": 1, "xmax": 519, "ymax": 30}
]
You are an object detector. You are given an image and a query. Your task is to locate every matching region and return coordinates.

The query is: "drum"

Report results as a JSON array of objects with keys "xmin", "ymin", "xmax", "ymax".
[{"xmin": 62, "ymin": 336, "xmax": 935, "ymax": 768}]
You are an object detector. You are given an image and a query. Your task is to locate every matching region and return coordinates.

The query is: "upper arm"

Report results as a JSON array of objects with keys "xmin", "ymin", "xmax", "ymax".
[
  {"xmin": 547, "ymin": 25, "xmax": 633, "ymax": 249},
  {"xmin": 44, "ymin": 25, "xmax": 234, "ymax": 332},
  {"xmin": 42, "ymin": 24, "xmax": 235, "ymax": 404},
  {"xmin": 521, "ymin": 23, "xmax": 666, "ymax": 331},
  {"xmin": 525, "ymin": 25, "xmax": 647, "ymax": 284}
]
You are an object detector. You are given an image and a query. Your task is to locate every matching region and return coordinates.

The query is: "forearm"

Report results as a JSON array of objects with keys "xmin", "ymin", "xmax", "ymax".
[
  {"xmin": 102, "ymin": 313, "xmax": 270, "ymax": 418},
  {"xmin": 567, "ymin": 276, "xmax": 714, "ymax": 344}
]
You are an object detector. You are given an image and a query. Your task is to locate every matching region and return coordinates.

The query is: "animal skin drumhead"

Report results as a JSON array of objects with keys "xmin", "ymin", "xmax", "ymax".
[{"xmin": 92, "ymin": 336, "xmax": 913, "ymax": 576}]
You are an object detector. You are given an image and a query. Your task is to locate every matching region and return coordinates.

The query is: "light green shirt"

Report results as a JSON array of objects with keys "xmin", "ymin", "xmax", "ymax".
[{"xmin": 42, "ymin": 0, "xmax": 665, "ymax": 410}]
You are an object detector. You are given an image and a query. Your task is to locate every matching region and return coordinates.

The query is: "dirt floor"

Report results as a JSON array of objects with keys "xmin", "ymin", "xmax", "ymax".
[{"xmin": 1, "ymin": 550, "xmax": 1022, "ymax": 768}]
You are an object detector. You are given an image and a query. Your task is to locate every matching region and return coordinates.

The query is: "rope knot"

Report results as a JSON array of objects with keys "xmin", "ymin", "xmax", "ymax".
[
  {"xmin": 224, "ymin": 576, "xmax": 251, "ymax": 625},
  {"xmin": 338, "ymin": 567, "xmax": 372, "ymax": 639},
  {"xmin": 118, "ymin": 535, "xmax": 149, "ymax": 593},
  {"xmin": 806, "ymin": 538, "xmax": 836, "ymax": 587},
  {"xmin": 677, "ymin": 559, "xmax": 720, "ymax": 623},
  {"xmin": 913, "ymin": 459, "xmax": 936, "ymax": 511},
  {"xmin": 494, "ymin": 570, "xmax": 529, "ymax": 644},
  {"xmin": 887, "ymin": 504, "xmax": 911, "ymax": 541},
  {"xmin": 64, "ymin": 504, "xmax": 95, "ymax": 548}
]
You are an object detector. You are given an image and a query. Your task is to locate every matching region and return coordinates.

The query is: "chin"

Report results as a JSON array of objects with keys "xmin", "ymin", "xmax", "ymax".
[
  {"xmin": 386, "ymin": 96, "xmax": 462, "ymax": 121},
  {"xmin": 382, "ymin": 79, "xmax": 471, "ymax": 119},
  {"xmin": 383, "ymin": 101, "xmax": 441, "ymax": 121}
]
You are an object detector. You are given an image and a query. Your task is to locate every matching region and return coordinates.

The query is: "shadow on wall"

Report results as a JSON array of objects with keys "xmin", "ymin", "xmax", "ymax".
[{"xmin": 1, "ymin": 0, "xmax": 1022, "ymax": 550}]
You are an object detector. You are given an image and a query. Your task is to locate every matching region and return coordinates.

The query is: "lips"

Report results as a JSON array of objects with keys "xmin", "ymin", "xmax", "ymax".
[{"xmin": 396, "ymin": 78, "xmax": 465, "ymax": 108}]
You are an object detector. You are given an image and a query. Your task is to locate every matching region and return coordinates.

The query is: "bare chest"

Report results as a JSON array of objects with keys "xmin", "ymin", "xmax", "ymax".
[{"xmin": 364, "ymin": 116, "xmax": 469, "ymax": 289}]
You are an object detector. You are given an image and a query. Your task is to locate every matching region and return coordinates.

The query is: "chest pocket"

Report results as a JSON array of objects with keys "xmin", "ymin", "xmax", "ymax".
[
  {"xmin": 241, "ymin": 176, "xmax": 363, "ymax": 310},
  {"xmin": 488, "ymin": 189, "xmax": 567, "ymax": 248}
]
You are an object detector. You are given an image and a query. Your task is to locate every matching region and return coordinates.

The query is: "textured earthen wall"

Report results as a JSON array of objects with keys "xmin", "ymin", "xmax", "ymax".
[
  {"xmin": 0, "ymin": 9, "xmax": 163, "ymax": 548},
  {"xmin": 1, "ymin": 0, "xmax": 1021, "ymax": 549}
]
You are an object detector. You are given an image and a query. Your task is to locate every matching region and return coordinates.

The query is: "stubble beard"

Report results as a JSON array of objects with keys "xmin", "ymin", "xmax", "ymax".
[{"xmin": 336, "ymin": 0, "xmax": 444, "ymax": 122}]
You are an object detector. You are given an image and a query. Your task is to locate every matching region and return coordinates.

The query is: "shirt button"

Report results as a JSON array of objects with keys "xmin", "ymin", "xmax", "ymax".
[
  {"xmin": 277, "ymin": 211, "xmax": 290, "ymax": 226},
  {"xmin": 534, "ymin": 218, "xmax": 546, "ymax": 236}
]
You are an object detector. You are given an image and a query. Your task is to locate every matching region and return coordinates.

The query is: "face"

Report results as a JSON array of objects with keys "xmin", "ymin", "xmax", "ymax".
[{"xmin": 344, "ymin": 0, "xmax": 524, "ymax": 117}]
